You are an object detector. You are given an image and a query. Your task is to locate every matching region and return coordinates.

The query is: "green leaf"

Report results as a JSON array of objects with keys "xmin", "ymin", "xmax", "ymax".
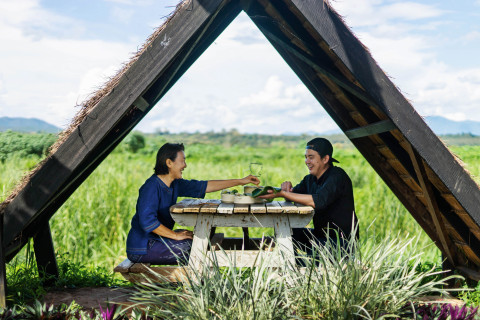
[{"xmin": 252, "ymin": 186, "xmax": 281, "ymax": 198}]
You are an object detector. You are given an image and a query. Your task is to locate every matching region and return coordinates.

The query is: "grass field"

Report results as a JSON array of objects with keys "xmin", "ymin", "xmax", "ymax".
[{"xmin": 3, "ymin": 135, "xmax": 479, "ymax": 274}]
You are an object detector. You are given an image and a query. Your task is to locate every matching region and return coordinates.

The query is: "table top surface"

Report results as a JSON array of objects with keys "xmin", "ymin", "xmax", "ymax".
[{"xmin": 170, "ymin": 199, "xmax": 314, "ymax": 215}]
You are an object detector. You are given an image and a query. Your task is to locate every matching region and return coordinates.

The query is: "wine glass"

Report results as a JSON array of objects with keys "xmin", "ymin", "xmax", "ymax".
[{"xmin": 249, "ymin": 162, "xmax": 263, "ymax": 178}]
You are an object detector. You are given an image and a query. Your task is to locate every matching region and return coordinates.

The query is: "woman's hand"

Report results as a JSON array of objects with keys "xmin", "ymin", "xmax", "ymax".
[
  {"xmin": 241, "ymin": 175, "xmax": 260, "ymax": 186},
  {"xmin": 174, "ymin": 230, "xmax": 194, "ymax": 240}
]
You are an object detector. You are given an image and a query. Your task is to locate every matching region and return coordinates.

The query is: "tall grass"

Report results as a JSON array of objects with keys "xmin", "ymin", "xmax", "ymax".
[
  {"xmin": 127, "ymin": 234, "xmax": 457, "ymax": 319},
  {"xmin": 3, "ymin": 142, "xmax": 479, "ymax": 271}
]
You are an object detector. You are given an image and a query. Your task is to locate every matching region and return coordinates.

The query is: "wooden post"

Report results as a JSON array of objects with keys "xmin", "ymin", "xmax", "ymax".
[
  {"xmin": 33, "ymin": 222, "xmax": 58, "ymax": 286},
  {"xmin": 273, "ymin": 214, "xmax": 295, "ymax": 268},
  {"xmin": 0, "ymin": 213, "xmax": 7, "ymax": 308},
  {"xmin": 188, "ymin": 213, "xmax": 215, "ymax": 274}
]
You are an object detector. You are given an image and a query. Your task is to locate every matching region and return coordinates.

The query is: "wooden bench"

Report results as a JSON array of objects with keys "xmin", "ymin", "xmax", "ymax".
[{"xmin": 114, "ymin": 233, "xmax": 224, "ymax": 283}]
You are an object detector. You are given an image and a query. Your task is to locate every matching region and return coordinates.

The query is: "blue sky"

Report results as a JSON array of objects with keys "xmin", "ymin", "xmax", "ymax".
[{"xmin": 1, "ymin": 0, "xmax": 480, "ymax": 134}]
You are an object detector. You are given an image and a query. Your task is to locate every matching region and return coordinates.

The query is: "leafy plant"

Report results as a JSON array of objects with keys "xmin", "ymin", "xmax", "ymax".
[{"xmin": 126, "ymin": 234, "xmax": 458, "ymax": 320}]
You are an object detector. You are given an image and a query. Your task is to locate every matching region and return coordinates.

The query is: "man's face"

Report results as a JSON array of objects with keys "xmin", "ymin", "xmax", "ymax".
[{"xmin": 304, "ymin": 149, "xmax": 330, "ymax": 178}]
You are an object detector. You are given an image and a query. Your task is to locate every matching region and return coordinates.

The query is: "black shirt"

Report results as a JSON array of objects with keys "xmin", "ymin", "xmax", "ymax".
[{"xmin": 293, "ymin": 166, "xmax": 358, "ymax": 239}]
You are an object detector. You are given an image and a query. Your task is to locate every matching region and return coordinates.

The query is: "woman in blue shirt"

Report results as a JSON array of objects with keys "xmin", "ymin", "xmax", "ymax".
[{"xmin": 126, "ymin": 142, "xmax": 260, "ymax": 265}]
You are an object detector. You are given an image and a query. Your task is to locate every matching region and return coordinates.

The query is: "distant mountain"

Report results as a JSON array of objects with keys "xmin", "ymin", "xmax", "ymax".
[
  {"xmin": 0, "ymin": 117, "xmax": 61, "ymax": 133},
  {"xmin": 424, "ymin": 116, "xmax": 480, "ymax": 135}
]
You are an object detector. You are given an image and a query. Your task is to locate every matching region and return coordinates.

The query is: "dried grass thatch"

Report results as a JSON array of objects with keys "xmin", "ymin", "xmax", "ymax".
[{"xmin": 0, "ymin": 1, "xmax": 188, "ymax": 212}]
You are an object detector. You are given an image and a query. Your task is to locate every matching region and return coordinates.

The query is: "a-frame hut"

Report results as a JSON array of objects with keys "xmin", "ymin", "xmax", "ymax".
[{"xmin": 2, "ymin": 0, "xmax": 480, "ymax": 305}]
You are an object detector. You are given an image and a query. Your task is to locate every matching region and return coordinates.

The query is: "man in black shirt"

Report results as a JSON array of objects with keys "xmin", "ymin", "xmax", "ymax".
[{"xmin": 260, "ymin": 137, "xmax": 358, "ymax": 253}]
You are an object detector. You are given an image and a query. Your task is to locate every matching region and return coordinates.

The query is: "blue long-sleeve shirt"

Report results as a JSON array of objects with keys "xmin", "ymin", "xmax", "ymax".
[{"xmin": 126, "ymin": 174, "xmax": 207, "ymax": 255}]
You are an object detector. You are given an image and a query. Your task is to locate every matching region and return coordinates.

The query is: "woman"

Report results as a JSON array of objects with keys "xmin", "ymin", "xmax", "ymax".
[{"xmin": 126, "ymin": 142, "xmax": 259, "ymax": 265}]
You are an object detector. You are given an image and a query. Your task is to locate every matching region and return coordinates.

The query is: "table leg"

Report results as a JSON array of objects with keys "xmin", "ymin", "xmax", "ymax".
[
  {"xmin": 273, "ymin": 214, "xmax": 295, "ymax": 268},
  {"xmin": 188, "ymin": 213, "xmax": 215, "ymax": 274},
  {"xmin": 242, "ymin": 227, "xmax": 250, "ymax": 249}
]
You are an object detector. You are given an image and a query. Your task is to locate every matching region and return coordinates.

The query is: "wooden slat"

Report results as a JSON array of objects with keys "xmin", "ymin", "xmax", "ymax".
[
  {"xmin": 217, "ymin": 203, "xmax": 234, "ymax": 214},
  {"xmin": 266, "ymin": 201, "xmax": 283, "ymax": 213},
  {"xmin": 183, "ymin": 199, "xmax": 205, "ymax": 213},
  {"xmin": 295, "ymin": 203, "xmax": 315, "ymax": 214},
  {"xmin": 233, "ymin": 204, "xmax": 250, "ymax": 214},
  {"xmin": 200, "ymin": 199, "xmax": 221, "ymax": 213},
  {"xmin": 250, "ymin": 203, "xmax": 267, "ymax": 214},
  {"xmin": 277, "ymin": 201, "xmax": 299, "ymax": 213},
  {"xmin": 170, "ymin": 199, "xmax": 197, "ymax": 213}
]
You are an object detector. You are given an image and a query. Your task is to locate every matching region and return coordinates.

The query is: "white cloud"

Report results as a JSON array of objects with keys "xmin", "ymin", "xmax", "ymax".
[{"xmin": 0, "ymin": 0, "xmax": 136, "ymax": 128}]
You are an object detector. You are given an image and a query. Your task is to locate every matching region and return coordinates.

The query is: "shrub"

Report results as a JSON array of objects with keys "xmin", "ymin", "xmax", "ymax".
[{"xmin": 127, "ymin": 234, "xmax": 459, "ymax": 319}]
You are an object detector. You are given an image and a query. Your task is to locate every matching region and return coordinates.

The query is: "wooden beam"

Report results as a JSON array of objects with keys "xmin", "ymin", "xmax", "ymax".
[
  {"xmin": 287, "ymin": 0, "xmax": 480, "ymax": 231},
  {"xmin": 0, "ymin": 214, "xmax": 6, "ymax": 308},
  {"xmin": 344, "ymin": 120, "xmax": 396, "ymax": 139},
  {"xmin": 404, "ymin": 142, "xmax": 457, "ymax": 265},
  {"xmin": 1, "ymin": 0, "xmax": 237, "ymax": 259}
]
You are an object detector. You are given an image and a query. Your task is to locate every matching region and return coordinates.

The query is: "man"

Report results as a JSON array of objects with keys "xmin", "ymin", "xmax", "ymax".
[{"xmin": 260, "ymin": 137, "xmax": 357, "ymax": 253}]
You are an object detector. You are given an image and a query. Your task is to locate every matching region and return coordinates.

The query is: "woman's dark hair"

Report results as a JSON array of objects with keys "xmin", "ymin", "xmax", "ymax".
[{"xmin": 154, "ymin": 143, "xmax": 185, "ymax": 175}]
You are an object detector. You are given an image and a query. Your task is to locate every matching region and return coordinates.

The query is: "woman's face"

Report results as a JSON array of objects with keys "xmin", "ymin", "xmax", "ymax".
[{"xmin": 169, "ymin": 150, "xmax": 187, "ymax": 179}]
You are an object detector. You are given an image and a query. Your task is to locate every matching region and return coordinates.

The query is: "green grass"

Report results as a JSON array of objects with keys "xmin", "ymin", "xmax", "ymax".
[{"xmin": 2, "ymin": 136, "xmax": 480, "ymax": 306}]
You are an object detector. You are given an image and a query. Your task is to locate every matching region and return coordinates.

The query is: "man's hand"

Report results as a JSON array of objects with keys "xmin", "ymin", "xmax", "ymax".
[
  {"xmin": 258, "ymin": 189, "xmax": 284, "ymax": 199},
  {"xmin": 241, "ymin": 175, "xmax": 260, "ymax": 186},
  {"xmin": 174, "ymin": 230, "xmax": 194, "ymax": 240},
  {"xmin": 281, "ymin": 181, "xmax": 293, "ymax": 192}
]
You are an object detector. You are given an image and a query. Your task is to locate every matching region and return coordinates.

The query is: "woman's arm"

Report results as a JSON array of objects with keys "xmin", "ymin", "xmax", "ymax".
[
  {"xmin": 205, "ymin": 175, "xmax": 260, "ymax": 193},
  {"xmin": 151, "ymin": 224, "xmax": 193, "ymax": 240}
]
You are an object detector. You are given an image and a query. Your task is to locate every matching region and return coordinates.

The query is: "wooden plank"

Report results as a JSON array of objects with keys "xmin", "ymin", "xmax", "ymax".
[
  {"xmin": 183, "ymin": 199, "xmax": 205, "ymax": 213},
  {"xmin": 1, "ymin": 0, "xmax": 235, "ymax": 259},
  {"xmin": 170, "ymin": 199, "xmax": 197, "ymax": 213},
  {"xmin": 217, "ymin": 203, "xmax": 234, "ymax": 214},
  {"xmin": 0, "ymin": 214, "xmax": 6, "ymax": 308},
  {"xmin": 344, "ymin": 120, "xmax": 396, "ymax": 139},
  {"xmin": 33, "ymin": 222, "xmax": 59, "ymax": 285},
  {"xmin": 118, "ymin": 266, "xmax": 188, "ymax": 283},
  {"xmin": 266, "ymin": 201, "xmax": 283, "ymax": 214},
  {"xmin": 294, "ymin": 203, "xmax": 315, "ymax": 215},
  {"xmin": 207, "ymin": 250, "xmax": 275, "ymax": 268},
  {"xmin": 250, "ymin": 203, "xmax": 267, "ymax": 214},
  {"xmin": 200, "ymin": 199, "xmax": 221, "ymax": 213},
  {"xmin": 233, "ymin": 204, "xmax": 250, "ymax": 214},
  {"xmin": 114, "ymin": 259, "xmax": 135, "ymax": 273},
  {"xmin": 277, "ymin": 201, "xmax": 299, "ymax": 213}
]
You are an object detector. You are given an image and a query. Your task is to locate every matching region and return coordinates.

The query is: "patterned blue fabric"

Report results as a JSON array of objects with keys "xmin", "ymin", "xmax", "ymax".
[{"xmin": 126, "ymin": 174, "xmax": 207, "ymax": 255}]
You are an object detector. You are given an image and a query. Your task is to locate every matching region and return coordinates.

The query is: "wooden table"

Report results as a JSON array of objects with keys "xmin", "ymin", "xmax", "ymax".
[{"xmin": 170, "ymin": 199, "xmax": 314, "ymax": 271}]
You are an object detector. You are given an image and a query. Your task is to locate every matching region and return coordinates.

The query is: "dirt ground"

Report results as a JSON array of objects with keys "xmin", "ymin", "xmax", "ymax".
[{"xmin": 42, "ymin": 286, "xmax": 137, "ymax": 310}]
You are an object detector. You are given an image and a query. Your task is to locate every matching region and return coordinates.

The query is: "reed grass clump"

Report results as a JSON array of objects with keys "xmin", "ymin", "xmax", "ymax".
[{"xmin": 127, "ymin": 234, "xmax": 457, "ymax": 319}]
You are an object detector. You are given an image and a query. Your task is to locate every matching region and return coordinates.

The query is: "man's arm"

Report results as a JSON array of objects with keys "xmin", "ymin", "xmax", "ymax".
[
  {"xmin": 205, "ymin": 175, "xmax": 260, "ymax": 193},
  {"xmin": 259, "ymin": 190, "xmax": 315, "ymax": 207}
]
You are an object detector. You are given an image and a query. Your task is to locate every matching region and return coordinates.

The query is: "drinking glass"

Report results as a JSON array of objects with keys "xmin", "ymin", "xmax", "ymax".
[{"xmin": 249, "ymin": 162, "xmax": 263, "ymax": 177}]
